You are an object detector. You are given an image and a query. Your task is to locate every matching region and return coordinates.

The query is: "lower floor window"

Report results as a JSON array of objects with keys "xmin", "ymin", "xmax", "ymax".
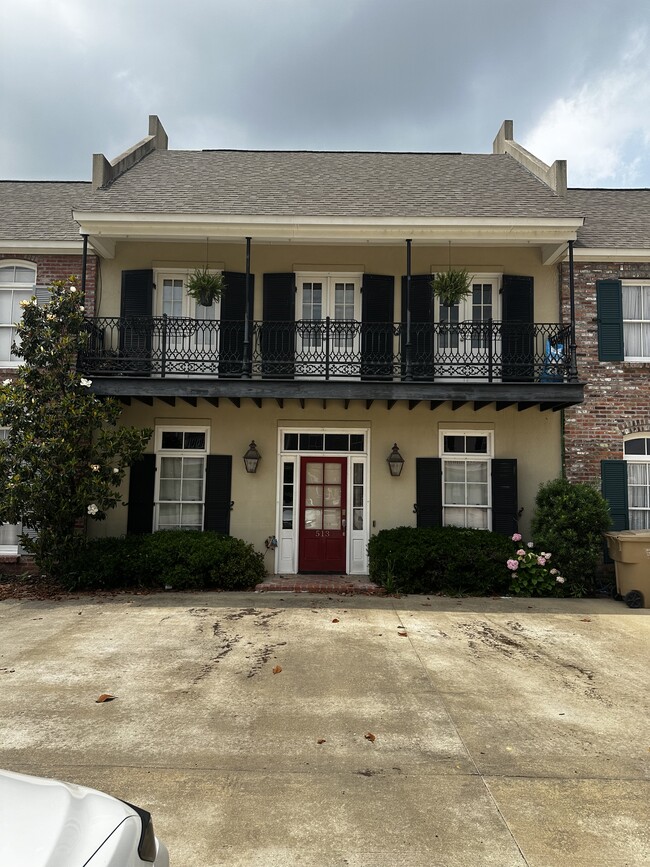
[
  {"xmin": 441, "ymin": 431, "xmax": 492, "ymax": 530},
  {"xmin": 155, "ymin": 427, "xmax": 208, "ymax": 531},
  {"xmin": 625, "ymin": 435, "xmax": 650, "ymax": 528}
]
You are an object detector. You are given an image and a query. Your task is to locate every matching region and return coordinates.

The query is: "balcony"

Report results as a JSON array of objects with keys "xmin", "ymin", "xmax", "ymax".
[{"xmin": 79, "ymin": 316, "xmax": 583, "ymax": 410}]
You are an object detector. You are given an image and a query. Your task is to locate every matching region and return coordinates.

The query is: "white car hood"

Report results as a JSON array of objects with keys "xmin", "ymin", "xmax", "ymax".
[{"xmin": 0, "ymin": 769, "xmax": 140, "ymax": 867}]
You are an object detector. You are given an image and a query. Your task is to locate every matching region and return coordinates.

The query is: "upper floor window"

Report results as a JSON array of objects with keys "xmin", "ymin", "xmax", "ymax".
[
  {"xmin": 156, "ymin": 270, "xmax": 220, "ymax": 321},
  {"xmin": 623, "ymin": 283, "xmax": 650, "ymax": 360},
  {"xmin": 624, "ymin": 435, "xmax": 650, "ymax": 528},
  {"xmin": 0, "ymin": 261, "xmax": 36, "ymax": 364}
]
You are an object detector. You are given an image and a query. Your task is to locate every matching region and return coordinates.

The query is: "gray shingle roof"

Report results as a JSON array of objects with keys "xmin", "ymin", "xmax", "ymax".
[
  {"xmin": 0, "ymin": 181, "xmax": 91, "ymax": 241},
  {"xmin": 82, "ymin": 149, "xmax": 583, "ymax": 219},
  {"xmin": 569, "ymin": 188, "xmax": 650, "ymax": 248}
]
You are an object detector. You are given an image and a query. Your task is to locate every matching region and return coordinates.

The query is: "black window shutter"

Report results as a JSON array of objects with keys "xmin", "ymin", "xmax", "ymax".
[
  {"xmin": 204, "ymin": 455, "xmax": 233, "ymax": 534},
  {"xmin": 491, "ymin": 458, "xmax": 518, "ymax": 536},
  {"xmin": 416, "ymin": 457, "xmax": 442, "ymax": 527},
  {"xmin": 120, "ymin": 269, "xmax": 153, "ymax": 374},
  {"xmin": 361, "ymin": 274, "xmax": 394, "ymax": 380},
  {"xmin": 220, "ymin": 271, "xmax": 254, "ymax": 377},
  {"xmin": 596, "ymin": 280, "xmax": 624, "ymax": 361},
  {"xmin": 262, "ymin": 273, "xmax": 295, "ymax": 378},
  {"xmin": 126, "ymin": 454, "xmax": 156, "ymax": 534},
  {"xmin": 502, "ymin": 275, "xmax": 534, "ymax": 382},
  {"xmin": 601, "ymin": 459, "xmax": 628, "ymax": 531},
  {"xmin": 401, "ymin": 275, "xmax": 434, "ymax": 379},
  {"xmin": 120, "ymin": 269, "xmax": 153, "ymax": 317}
]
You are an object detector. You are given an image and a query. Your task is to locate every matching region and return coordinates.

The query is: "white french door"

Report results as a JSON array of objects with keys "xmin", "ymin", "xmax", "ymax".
[{"xmin": 296, "ymin": 273, "xmax": 361, "ymax": 378}]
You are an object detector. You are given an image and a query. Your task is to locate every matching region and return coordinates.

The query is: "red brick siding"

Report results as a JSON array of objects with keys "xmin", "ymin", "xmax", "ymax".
[{"xmin": 560, "ymin": 261, "xmax": 650, "ymax": 485}]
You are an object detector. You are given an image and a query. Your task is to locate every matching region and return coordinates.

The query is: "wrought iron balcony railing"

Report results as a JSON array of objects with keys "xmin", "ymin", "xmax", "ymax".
[{"xmin": 78, "ymin": 316, "xmax": 574, "ymax": 383}]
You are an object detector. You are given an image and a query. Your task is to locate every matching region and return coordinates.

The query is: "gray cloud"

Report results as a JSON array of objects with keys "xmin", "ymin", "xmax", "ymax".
[{"xmin": 1, "ymin": 0, "xmax": 649, "ymax": 185}]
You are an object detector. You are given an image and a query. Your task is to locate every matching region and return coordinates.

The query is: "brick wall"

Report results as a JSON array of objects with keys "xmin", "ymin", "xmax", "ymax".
[
  {"xmin": 560, "ymin": 261, "xmax": 650, "ymax": 485},
  {"xmin": 0, "ymin": 252, "xmax": 98, "ymax": 378}
]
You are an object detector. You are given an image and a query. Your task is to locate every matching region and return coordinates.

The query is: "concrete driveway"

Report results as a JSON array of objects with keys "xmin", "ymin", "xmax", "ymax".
[{"xmin": 0, "ymin": 591, "xmax": 648, "ymax": 866}]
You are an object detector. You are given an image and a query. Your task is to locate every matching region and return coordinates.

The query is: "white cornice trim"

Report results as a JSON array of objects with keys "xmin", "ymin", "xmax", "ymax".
[
  {"xmin": 0, "ymin": 240, "xmax": 84, "ymax": 255},
  {"xmin": 72, "ymin": 210, "xmax": 583, "ymax": 247},
  {"xmin": 573, "ymin": 247, "xmax": 650, "ymax": 262}
]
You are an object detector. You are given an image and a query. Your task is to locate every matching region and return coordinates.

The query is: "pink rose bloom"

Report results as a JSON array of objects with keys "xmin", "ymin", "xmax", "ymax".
[
  {"xmin": 512, "ymin": 533, "xmax": 522, "ymax": 542},
  {"xmin": 507, "ymin": 559, "xmax": 519, "ymax": 571},
  {"xmin": 537, "ymin": 556, "xmax": 547, "ymax": 566}
]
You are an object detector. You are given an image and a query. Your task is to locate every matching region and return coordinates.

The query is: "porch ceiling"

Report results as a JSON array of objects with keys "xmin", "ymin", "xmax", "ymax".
[{"xmin": 89, "ymin": 377, "xmax": 584, "ymax": 412}]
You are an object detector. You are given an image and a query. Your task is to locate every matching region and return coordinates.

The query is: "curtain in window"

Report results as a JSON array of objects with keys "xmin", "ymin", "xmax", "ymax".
[
  {"xmin": 623, "ymin": 285, "xmax": 650, "ymax": 357},
  {"xmin": 627, "ymin": 462, "xmax": 650, "ymax": 528}
]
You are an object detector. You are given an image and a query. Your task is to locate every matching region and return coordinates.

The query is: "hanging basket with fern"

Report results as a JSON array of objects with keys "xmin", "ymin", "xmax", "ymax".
[
  {"xmin": 186, "ymin": 268, "xmax": 227, "ymax": 307},
  {"xmin": 430, "ymin": 268, "xmax": 473, "ymax": 307}
]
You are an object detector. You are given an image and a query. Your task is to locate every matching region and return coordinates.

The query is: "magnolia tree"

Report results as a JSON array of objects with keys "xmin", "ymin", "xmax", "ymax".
[{"xmin": 0, "ymin": 278, "xmax": 151, "ymax": 577}]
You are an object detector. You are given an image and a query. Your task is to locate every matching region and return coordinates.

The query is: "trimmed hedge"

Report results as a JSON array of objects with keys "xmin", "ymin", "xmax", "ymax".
[
  {"xmin": 368, "ymin": 526, "xmax": 513, "ymax": 595},
  {"xmin": 64, "ymin": 531, "xmax": 266, "ymax": 591}
]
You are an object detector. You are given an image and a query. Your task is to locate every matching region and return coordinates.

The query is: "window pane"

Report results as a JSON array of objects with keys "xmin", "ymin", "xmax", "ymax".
[
  {"xmin": 466, "ymin": 436, "xmax": 488, "ymax": 453},
  {"xmin": 159, "ymin": 479, "xmax": 181, "ymax": 501},
  {"xmin": 625, "ymin": 438, "xmax": 646, "ymax": 455},
  {"xmin": 183, "ymin": 457, "xmax": 204, "ymax": 478},
  {"xmin": 445, "ymin": 483, "xmax": 466, "ymax": 504},
  {"xmin": 284, "ymin": 434, "xmax": 299, "ymax": 450},
  {"xmin": 467, "ymin": 483, "xmax": 488, "ymax": 506},
  {"xmin": 305, "ymin": 463, "xmax": 323, "ymax": 483},
  {"xmin": 184, "ymin": 432, "xmax": 205, "ymax": 449},
  {"xmin": 444, "ymin": 507, "xmax": 466, "ymax": 527},
  {"xmin": 161, "ymin": 431, "xmax": 183, "ymax": 449},
  {"xmin": 0, "ymin": 293, "xmax": 12, "ymax": 321},
  {"xmin": 0, "ymin": 329, "xmax": 11, "ymax": 361},
  {"xmin": 304, "ymin": 508, "xmax": 322, "ymax": 529},
  {"xmin": 181, "ymin": 479, "xmax": 203, "ymax": 501},
  {"xmin": 465, "ymin": 507, "xmax": 488, "ymax": 529},
  {"xmin": 444, "ymin": 436, "xmax": 464, "ymax": 453},
  {"xmin": 180, "ymin": 503, "xmax": 202, "ymax": 528},
  {"xmin": 353, "ymin": 463, "xmax": 363, "ymax": 484},
  {"xmin": 467, "ymin": 461, "xmax": 488, "ymax": 482},
  {"xmin": 0, "ymin": 266, "xmax": 15, "ymax": 281},
  {"xmin": 300, "ymin": 434, "xmax": 324, "ymax": 451},
  {"xmin": 353, "ymin": 509, "xmax": 363, "ymax": 530},
  {"xmin": 283, "ymin": 463, "xmax": 294, "ymax": 483},
  {"xmin": 160, "ymin": 456, "xmax": 182, "ymax": 478},
  {"xmin": 305, "ymin": 485, "xmax": 323, "ymax": 507},
  {"xmin": 15, "ymin": 266, "xmax": 35, "ymax": 283},
  {"xmin": 324, "ymin": 434, "xmax": 348, "ymax": 451},
  {"xmin": 324, "ymin": 485, "xmax": 341, "ymax": 507},
  {"xmin": 159, "ymin": 503, "xmax": 180, "ymax": 526},
  {"xmin": 445, "ymin": 461, "xmax": 466, "ymax": 483},
  {"xmin": 323, "ymin": 509, "xmax": 340, "ymax": 530},
  {"xmin": 350, "ymin": 434, "xmax": 365, "ymax": 451},
  {"xmin": 324, "ymin": 463, "xmax": 341, "ymax": 484}
]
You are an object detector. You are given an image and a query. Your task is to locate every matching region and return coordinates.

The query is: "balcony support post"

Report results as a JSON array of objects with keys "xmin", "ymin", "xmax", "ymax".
[
  {"xmin": 568, "ymin": 239, "xmax": 578, "ymax": 382},
  {"xmin": 404, "ymin": 238, "xmax": 412, "ymax": 381},
  {"xmin": 243, "ymin": 236, "xmax": 252, "ymax": 377}
]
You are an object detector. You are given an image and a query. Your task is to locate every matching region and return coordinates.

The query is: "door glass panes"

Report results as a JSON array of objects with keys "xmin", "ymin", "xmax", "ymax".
[
  {"xmin": 352, "ymin": 463, "xmax": 364, "ymax": 530},
  {"xmin": 471, "ymin": 283, "xmax": 492, "ymax": 349},
  {"xmin": 162, "ymin": 278, "xmax": 184, "ymax": 317},
  {"xmin": 334, "ymin": 283, "xmax": 355, "ymax": 350},
  {"xmin": 282, "ymin": 463, "xmax": 294, "ymax": 529},
  {"xmin": 303, "ymin": 461, "xmax": 343, "ymax": 531},
  {"xmin": 439, "ymin": 302, "xmax": 459, "ymax": 350},
  {"xmin": 302, "ymin": 282, "xmax": 323, "ymax": 348}
]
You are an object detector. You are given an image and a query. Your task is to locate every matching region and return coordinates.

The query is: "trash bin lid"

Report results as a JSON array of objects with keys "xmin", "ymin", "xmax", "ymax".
[{"xmin": 605, "ymin": 530, "xmax": 650, "ymax": 540}]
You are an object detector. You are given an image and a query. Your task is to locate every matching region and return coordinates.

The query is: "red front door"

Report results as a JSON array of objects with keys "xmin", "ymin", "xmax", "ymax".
[{"xmin": 298, "ymin": 456, "xmax": 347, "ymax": 573}]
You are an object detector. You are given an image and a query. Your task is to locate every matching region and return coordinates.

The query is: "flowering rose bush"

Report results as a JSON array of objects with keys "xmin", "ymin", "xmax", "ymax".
[
  {"xmin": 0, "ymin": 277, "xmax": 151, "ymax": 577},
  {"xmin": 506, "ymin": 534, "xmax": 566, "ymax": 596}
]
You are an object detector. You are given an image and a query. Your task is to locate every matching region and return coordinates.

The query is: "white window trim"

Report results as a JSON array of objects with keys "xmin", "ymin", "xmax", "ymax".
[
  {"xmin": 434, "ymin": 272, "xmax": 501, "ymax": 319},
  {"xmin": 154, "ymin": 268, "xmax": 222, "ymax": 319},
  {"xmin": 624, "ymin": 433, "xmax": 650, "ymax": 529},
  {"xmin": 0, "ymin": 260, "xmax": 37, "ymax": 367},
  {"xmin": 153, "ymin": 425, "xmax": 210, "ymax": 532},
  {"xmin": 439, "ymin": 429, "xmax": 493, "ymax": 531},
  {"xmin": 622, "ymin": 281, "xmax": 650, "ymax": 362}
]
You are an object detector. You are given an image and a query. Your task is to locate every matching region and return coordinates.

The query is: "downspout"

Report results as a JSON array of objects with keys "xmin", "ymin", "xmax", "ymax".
[
  {"xmin": 404, "ymin": 238, "xmax": 412, "ymax": 381},
  {"xmin": 243, "ymin": 236, "xmax": 252, "ymax": 377},
  {"xmin": 568, "ymin": 239, "xmax": 578, "ymax": 382},
  {"xmin": 81, "ymin": 233, "xmax": 88, "ymax": 300}
]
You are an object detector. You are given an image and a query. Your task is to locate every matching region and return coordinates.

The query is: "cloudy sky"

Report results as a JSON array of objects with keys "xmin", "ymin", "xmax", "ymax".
[{"xmin": 2, "ymin": 0, "xmax": 650, "ymax": 187}]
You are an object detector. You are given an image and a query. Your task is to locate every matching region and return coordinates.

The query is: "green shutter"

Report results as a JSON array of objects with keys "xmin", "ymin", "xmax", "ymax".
[
  {"xmin": 596, "ymin": 280, "xmax": 623, "ymax": 361},
  {"xmin": 220, "ymin": 271, "xmax": 254, "ymax": 377},
  {"xmin": 415, "ymin": 457, "xmax": 442, "ymax": 527},
  {"xmin": 361, "ymin": 274, "xmax": 394, "ymax": 380},
  {"xmin": 491, "ymin": 459, "xmax": 518, "ymax": 536},
  {"xmin": 601, "ymin": 459, "xmax": 628, "ymax": 531},
  {"xmin": 401, "ymin": 275, "xmax": 434, "ymax": 379},
  {"xmin": 502, "ymin": 275, "xmax": 534, "ymax": 382},
  {"xmin": 127, "ymin": 454, "xmax": 155, "ymax": 534},
  {"xmin": 262, "ymin": 273, "xmax": 295, "ymax": 378}
]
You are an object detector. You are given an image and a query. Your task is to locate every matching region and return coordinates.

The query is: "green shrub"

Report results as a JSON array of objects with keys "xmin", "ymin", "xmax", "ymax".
[
  {"xmin": 368, "ymin": 526, "xmax": 513, "ymax": 595},
  {"xmin": 531, "ymin": 478, "xmax": 611, "ymax": 595},
  {"xmin": 65, "ymin": 531, "xmax": 266, "ymax": 591}
]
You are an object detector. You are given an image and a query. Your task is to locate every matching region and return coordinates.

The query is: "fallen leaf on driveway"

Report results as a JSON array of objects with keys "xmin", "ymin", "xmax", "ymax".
[
  {"xmin": 332, "ymin": 618, "xmax": 339, "ymax": 623},
  {"xmin": 580, "ymin": 618, "xmax": 592, "ymax": 622},
  {"xmin": 317, "ymin": 739, "xmax": 326, "ymax": 744},
  {"xmin": 397, "ymin": 626, "xmax": 407, "ymax": 636},
  {"xmin": 364, "ymin": 732, "xmax": 376, "ymax": 742},
  {"xmin": 96, "ymin": 694, "xmax": 116, "ymax": 703},
  {"xmin": 272, "ymin": 665, "xmax": 282, "ymax": 674}
]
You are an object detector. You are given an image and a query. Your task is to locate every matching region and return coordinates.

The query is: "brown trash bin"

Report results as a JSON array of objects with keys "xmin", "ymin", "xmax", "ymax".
[{"xmin": 604, "ymin": 531, "xmax": 650, "ymax": 608}]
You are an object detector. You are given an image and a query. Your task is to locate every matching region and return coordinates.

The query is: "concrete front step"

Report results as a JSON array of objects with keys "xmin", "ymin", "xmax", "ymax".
[{"xmin": 255, "ymin": 574, "xmax": 382, "ymax": 594}]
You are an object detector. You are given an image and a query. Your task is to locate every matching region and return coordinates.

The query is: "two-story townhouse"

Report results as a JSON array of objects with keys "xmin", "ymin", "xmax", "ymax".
[
  {"xmin": 0, "ymin": 181, "xmax": 98, "ymax": 559},
  {"xmin": 2, "ymin": 118, "xmax": 585, "ymax": 575},
  {"xmin": 560, "ymin": 189, "xmax": 650, "ymax": 533}
]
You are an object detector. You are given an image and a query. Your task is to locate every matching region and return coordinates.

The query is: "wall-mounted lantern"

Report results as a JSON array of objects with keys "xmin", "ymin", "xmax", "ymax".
[
  {"xmin": 243, "ymin": 441, "xmax": 261, "ymax": 474},
  {"xmin": 387, "ymin": 443, "xmax": 405, "ymax": 477}
]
